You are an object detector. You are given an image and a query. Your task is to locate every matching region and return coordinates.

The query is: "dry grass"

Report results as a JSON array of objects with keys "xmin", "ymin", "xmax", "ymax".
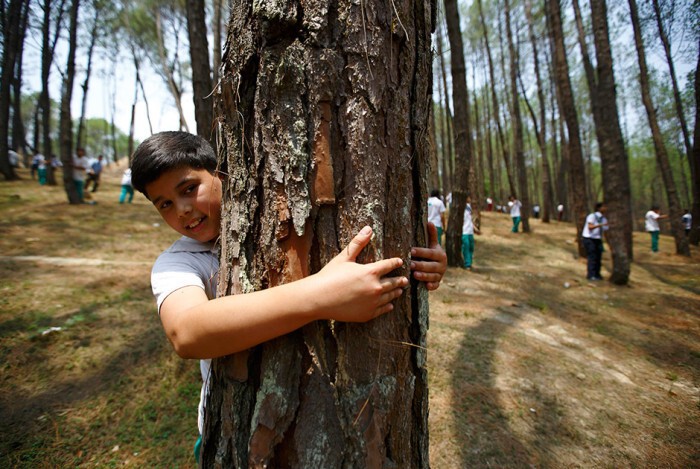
[
  {"xmin": 1, "ymin": 169, "xmax": 699, "ymax": 467},
  {"xmin": 428, "ymin": 212, "xmax": 700, "ymax": 468}
]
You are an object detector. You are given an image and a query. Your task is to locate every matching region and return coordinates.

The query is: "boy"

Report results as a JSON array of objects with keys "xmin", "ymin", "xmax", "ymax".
[
  {"xmin": 645, "ymin": 205, "xmax": 667, "ymax": 252},
  {"xmin": 461, "ymin": 195, "xmax": 481, "ymax": 270},
  {"xmin": 582, "ymin": 202, "xmax": 608, "ymax": 280},
  {"xmin": 131, "ymin": 132, "xmax": 447, "ymax": 458},
  {"xmin": 427, "ymin": 189, "xmax": 446, "ymax": 245},
  {"xmin": 682, "ymin": 209, "xmax": 692, "ymax": 236},
  {"xmin": 72, "ymin": 148, "xmax": 90, "ymax": 202},
  {"xmin": 509, "ymin": 194, "xmax": 522, "ymax": 233}
]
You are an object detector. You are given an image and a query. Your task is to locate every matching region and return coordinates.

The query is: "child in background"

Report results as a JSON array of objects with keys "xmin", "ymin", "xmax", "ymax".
[
  {"xmin": 509, "ymin": 194, "xmax": 522, "ymax": 233},
  {"xmin": 461, "ymin": 195, "xmax": 481, "ymax": 270},
  {"xmin": 645, "ymin": 205, "xmax": 667, "ymax": 253},
  {"xmin": 119, "ymin": 168, "xmax": 134, "ymax": 204},
  {"xmin": 427, "ymin": 189, "xmax": 447, "ymax": 245}
]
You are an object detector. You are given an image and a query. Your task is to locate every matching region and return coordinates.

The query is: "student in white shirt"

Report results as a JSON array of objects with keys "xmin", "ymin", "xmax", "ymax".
[
  {"xmin": 509, "ymin": 194, "xmax": 522, "ymax": 233},
  {"xmin": 682, "ymin": 209, "xmax": 692, "ymax": 236},
  {"xmin": 461, "ymin": 195, "xmax": 481, "ymax": 270},
  {"xmin": 582, "ymin": 202, "xmax": 608, "ymax": 280},
  {"xmin": 645, "ymin": 205, "xmax": 667, "ymax": 253},
  {"xmin": 428, "ymin": 189, "xmax": 447, "ymax": 245}
]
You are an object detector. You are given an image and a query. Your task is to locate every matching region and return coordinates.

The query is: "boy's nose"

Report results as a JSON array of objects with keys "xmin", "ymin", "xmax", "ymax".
[{"xmin": 177, "ymin": 201, "xmax": 192, "ymax": 217}]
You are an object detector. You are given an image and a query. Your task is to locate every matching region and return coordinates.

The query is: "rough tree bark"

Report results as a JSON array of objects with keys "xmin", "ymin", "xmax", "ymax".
[
  {"xmin": 436, "ymin": 26, "xmax": 453, "ymax": 197},
  {"xmin": 76, "ymin": 5, "xmax": 100, "ymax": 149},
  {"xmin": 545, "ymin": 0, "xmax": 588, "ymax": 256},
  {"xmin": 59, "ymin": 0, "xmax": 81, "ymax": 204},
  {"xmin": 690, "ymin": 43, "xmax": 700, "ymax": 246},
  {"xmin": 628, "ymin": 0, "xmax": 690, "ymax": 256},
  {"xmin": 186, "ymin": 0, "xmax": 213, "ymax": 139},
  {"xmin": 444, "ymin": 0, "xmax": 474, "ymax": 267},
  {"xmin": 572, "ymin": 0, "xmax": 633, "ymax": 283},
  {"xmin": 11, "ymin": 0, "xmax": 30, "ymax": 156},
  {"xmin": 0, "ymin": 0, "xmax": 26, "ymax": 180},
  {"xmin": 504, "ymin": 0, "xmax": 530, "ymax": 233},
  {"xmin": 204, "ymin": 1, "xmax": 435, "ymax": 466}
]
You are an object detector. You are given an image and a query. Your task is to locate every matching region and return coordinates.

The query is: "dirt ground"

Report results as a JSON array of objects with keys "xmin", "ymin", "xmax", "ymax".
[
  {"xmin": 1, "ymin": 166, "xmax": 699, "ymax": 467},
  {"xmin": 428, "ymin": 211, "xmax": 700, "ymax": 468}
]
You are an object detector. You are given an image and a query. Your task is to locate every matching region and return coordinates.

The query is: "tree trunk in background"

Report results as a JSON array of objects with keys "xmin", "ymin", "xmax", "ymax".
[
  {"xmin": 477, "ymin": 0, "xmax": 516, "ymax": 198},
  {"xmin": 689, "ymin": 43, "xmax": 700, "ymax": 246},
  {"xmin": 651, "ymin": 0, "xmax": 692, "ymax": 162},
  {"xmin": 524, "ymin": 0, "xmax": 552, "ymax": 223},
  {"xmin": 505, "ymin": 0, "xmax": 529, "ymax": 233},
  {"xmin": 155, "ymin": 10, "xmax": 189, "ymax": 133},
  {"xmin": 212, "ymin": 0, "xmax": 223, "ymax": 84},
  {"xmin": 76, "ymin": 6, "xmax": 99, "ymax": 149},
  {"xmin": 444, "ymin": 0, "xmax": 474, "ymax": 267},
  {"xmin": 483, "ymin": 86, "xmax": 496, "ymax": 202},
  {"xmin": 628, "ymin": 0, "xmax": 689, "ymax": 256},
  {"xmin": 546, "ymin": 0, "xmax": 588, "ymax": 256},
  {"xmin": 59, "ymin": 0, "xmax": 81, "ymax": 204},
  {"xmin": 205, "ymin": 1, "xmax": 434, "ymax": 466},
  {"xmin": 186, "ymin": 0, "xmax": 213, "ymax": 139},
  {"xmin": 429, "ymin": 105, "xmax": 440, "ymax": 191},
  {"xmin": 436, "ymin": 71, "xmax": 448, "ymax": 193},
  {"xmin": 436, "ymin": 27, "xmax": 453, "ymax": 197},
  {"xmin": 11, "ymin": 0, "xmax": 30, "ymax": 156},
  {"xmin": 42, "ymin": 0, "xmax": 67, "ymax": 185},
  {"xmin": 0, "ymin": 0, "xmax": 25, "ymax": 180},
  {"xmin": 574, "ymin": 0, "xmax": 633, "ymax": 283}
]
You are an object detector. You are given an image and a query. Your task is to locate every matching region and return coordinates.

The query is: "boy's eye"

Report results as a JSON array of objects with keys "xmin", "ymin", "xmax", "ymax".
[
  {"xmin": 183, "ymin": 184, "xmax": 197, "ymax": 195},
  {"xmin": 159, "ymin": 201, "xmax": 172, "ymax": 210}
]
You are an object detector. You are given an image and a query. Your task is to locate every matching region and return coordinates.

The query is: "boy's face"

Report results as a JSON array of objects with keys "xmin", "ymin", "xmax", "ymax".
[{"xmin": 145, "ymin": 167, "xmax": 223, "ymax": 243}]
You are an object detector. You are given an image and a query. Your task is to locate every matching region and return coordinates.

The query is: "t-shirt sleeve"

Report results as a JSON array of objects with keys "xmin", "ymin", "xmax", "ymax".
[
  {"xmin": 151, "ymin": 252, "xmax": 207, "ymax": 314},
  {"xmin": 439, "ymin": 201, "xmax": 446, "ymax": 213}
]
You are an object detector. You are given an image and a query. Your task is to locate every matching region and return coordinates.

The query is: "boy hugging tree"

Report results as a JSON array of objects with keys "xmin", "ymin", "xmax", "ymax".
[{"xmin": 130, "ymin": 131, "xmax": 448, "ymax": 460}]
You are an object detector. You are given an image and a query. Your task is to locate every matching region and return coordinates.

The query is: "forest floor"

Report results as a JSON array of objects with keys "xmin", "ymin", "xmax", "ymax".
[{"xmin": 1, "ymin": 164, "xmax": 699, "ymax": 467}]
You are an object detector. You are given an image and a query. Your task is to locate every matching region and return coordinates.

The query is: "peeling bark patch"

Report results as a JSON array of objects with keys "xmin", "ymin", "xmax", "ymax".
[{"xmin": 312, "ymin": 101, "xmax": 336, "ymax": 205}]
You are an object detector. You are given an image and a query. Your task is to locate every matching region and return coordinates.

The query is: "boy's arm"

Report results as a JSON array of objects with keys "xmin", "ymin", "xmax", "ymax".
[
  {"xmin": 159, "ymin": 227, "xmax": 407, "ymax": 359},
  {"xmin": 410, "ymin": 222, "xmax": 447, "ymax": 291}
]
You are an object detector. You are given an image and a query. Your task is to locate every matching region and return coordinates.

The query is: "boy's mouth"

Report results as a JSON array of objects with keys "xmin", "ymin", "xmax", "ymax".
[{"xmin": 186, "ymin": 217, "xmax": 205, "ymax": 231}]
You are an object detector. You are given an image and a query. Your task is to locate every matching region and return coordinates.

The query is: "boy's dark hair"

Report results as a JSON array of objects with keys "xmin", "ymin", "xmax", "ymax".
[
  {"xmin": 594, "ymin": 202, "xmax": 604, "ymax": 211},
  {"xmin": 131, "ymin": 131, "xmax": 217, "ymax": 199},
  {"xmin": 651, "ymin": 204, "xmax": 660, "ymax": 211},
  {"xmin": 430, "ymin": 189, "xmax": 441, "ymax": 198}
]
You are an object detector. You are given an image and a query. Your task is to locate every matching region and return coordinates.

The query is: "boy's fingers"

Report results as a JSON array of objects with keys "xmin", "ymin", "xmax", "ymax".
[
  {"xmin": 342, "ymin": 226, "xmax": 373, "ymax": 261},
  {"xmin": 372, "ymin": 257, "xmax": 404, "ymax": 276},
  {"xmin": 413, "ymin": 271, "xmax": 443, "ymax": 282},
  {"xmin": 411, "ymin": 246, "xmax": 445, "ymax": 261},
  {"xmin": 410, "ymin": 259, "xmax": 443, "ymax": 273},
  {"xmin": 378, "ymin": 288, "xmax": 404, "ymax": 307},
  {"xmin": 380, "ymin": 276, "xmax": 409, "ymax": 292},
  {"xmin": 427, "ymin": 222, "xmax": 439, "ymax": 248}
]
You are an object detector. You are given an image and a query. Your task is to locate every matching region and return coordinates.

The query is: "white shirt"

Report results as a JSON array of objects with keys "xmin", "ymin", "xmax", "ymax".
[
  {"xmin": 121, "ymin": 168, "xmax": 132, "ymax": 186},
  {"xmin": 557, "ymin": 204, "xmax": 564, "ymax": 212},
  {"xmin": 151, "ymin": 236, "xmax": 219, "ymax": 434},
  {"xmin": 462, "ymin": 204, "xmax": 475, "ymax": 235},
  {"xmin": 682, "ymin": 213, "xmax": 692, "ymax": 230},
  {"xmin": 510, "ymin": 200, "xmax": 522, "ymax": 218},
  {"xmin": 582, "ymin": 211, "xmax": 608, "ymax": 239},
  {"xmin": 427, "ymin": 196, "xmax": 446, "ymax": 228},
  {"xmin": 72, "ymin": 155, "xmax": 90, "ymax": 181},
  {"xmin": 645, "ymin": 210, "xmax": 660, "ymax": 232}
]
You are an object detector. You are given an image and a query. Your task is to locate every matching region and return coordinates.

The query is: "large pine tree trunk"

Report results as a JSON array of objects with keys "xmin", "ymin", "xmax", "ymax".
[
  {"xmin": 582, "ymin": 0, "xmax": 634, "ymax": 282},
  {"xmin": 628, "ymin": 0, "xmax": 690, "ymax": 256},
  {"xmin": 444, "ymin": 0, "xmax": 474, "ymax": 267},
  {"xmin": 59, "ymin": 0, "xmax": 81, "ymax": 204},
  {"xmin": 504, "ymin": 0, "xmax": 530, "ymax": 233},
  {"xmin": 436, "ymin": 27, "xmax": 453, "ymax": 197},
  {"xmin": 205, "ymin": 1, "xmax": 434, "ymax": 466},
  {"xmin": 0, "ymin": 0, "xmax": 25, "ymax": 180},
  {"xmin": 545, "ymin": 0, "xmax": 588, "ymax": 256},
  {"xmin": 76, "ymin": 6, "xmax": 99, "ymax": 149},
  {"xmin": 690, "ymin": 43, "xmax": 700, "ymax": 246}
]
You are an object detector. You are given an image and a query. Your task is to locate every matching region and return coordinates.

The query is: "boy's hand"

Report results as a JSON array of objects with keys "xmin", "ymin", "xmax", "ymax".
[
  {"xmin": 410, "ymin": 222, "xmax": 447, "ymax": 291},
  {"xmin": 314, "ymin": 226, "xmax": 408, "ymax": 323}
]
